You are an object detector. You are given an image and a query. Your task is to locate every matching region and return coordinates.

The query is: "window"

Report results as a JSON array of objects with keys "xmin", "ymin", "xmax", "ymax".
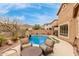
[{"xmin": 60, "ymin": 24, "xmax": 68, "ymax": 36}]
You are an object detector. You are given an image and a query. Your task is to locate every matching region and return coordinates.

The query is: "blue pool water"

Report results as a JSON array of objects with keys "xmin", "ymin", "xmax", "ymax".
[{"xmin": 29, "ymin": 35, "xmax": 48, "ymax": 45}]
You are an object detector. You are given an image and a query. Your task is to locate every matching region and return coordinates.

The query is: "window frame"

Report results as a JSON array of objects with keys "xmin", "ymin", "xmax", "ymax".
[{"xmin": 60, "ymin": 24, "xmax": 68, "ymax": 36}]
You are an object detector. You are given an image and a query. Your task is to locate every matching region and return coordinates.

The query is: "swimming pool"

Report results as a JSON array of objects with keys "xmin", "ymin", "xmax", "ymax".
[{"xmin": 29, "ymin": 35, "xmax": 48, "ymax": 45}]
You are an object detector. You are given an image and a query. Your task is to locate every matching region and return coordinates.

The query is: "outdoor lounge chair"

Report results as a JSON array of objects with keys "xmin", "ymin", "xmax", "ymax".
[
  {"xmin": 45, "ymin": 39, "xmax": 55, "ymax": 47},
  {"xmin": 21, "ymin": 37, "xmax": 29, "ymax": 44},
  {"xmin": 22, "ymin": 43, "xmax": 32, "ymax": 48},
  {"xmin": 39, "ymin": 39, "xmax": 55, "ymax": 55},
  {"xmin": 21, "ymin": 37, "xmax": 32, "ymax": 50},
  {"xmin": 39, "ymin": 44, "xmax": 53, "ymax": 56},
  {"xmin": 32, "ymin": 44, "xmax": 39, "ymax": 47}
]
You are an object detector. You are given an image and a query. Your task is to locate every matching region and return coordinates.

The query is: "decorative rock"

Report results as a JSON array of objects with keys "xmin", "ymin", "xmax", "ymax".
[{"xmin": 7, "ymin": 40, "xmax": 13, "ymax": 45}]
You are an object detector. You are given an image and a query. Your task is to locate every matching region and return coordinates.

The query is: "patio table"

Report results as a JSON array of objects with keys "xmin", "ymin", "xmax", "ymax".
[{"xmin": 21, "ymin": 46, "xmax": 42, "ymax": 56}]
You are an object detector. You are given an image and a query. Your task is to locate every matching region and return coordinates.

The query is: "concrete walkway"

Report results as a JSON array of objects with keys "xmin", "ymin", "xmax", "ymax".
[
  {"xmin": 0, "ymin": 42, "xmax": 21, "ymax": 56},
  {"xmin": 49, "ymin": 36, "xmax": 75, "ymax": 56}
]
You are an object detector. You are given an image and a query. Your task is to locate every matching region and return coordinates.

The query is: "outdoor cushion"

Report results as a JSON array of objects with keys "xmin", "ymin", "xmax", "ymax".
[
  {"xmin": 39, "ymin": 44, "xmax": 48, "ymax": 51},
  {"xmin": 22, "ymin": 43, "xmax": 32, "ymax": 48},
  {"xmin": 45, "ymin": 46, "xmax": 53, "ymax": 53},
  {"xmin": 39, "ymin": 44, "xmax": 53, "ymax": 52},
  {"xmin": 39, "ymin": 44, "xmax": 53, "ymax": 55},
  {"xmin": 45, "ymin": 39, "xmax": 54, "ymax": 47}
]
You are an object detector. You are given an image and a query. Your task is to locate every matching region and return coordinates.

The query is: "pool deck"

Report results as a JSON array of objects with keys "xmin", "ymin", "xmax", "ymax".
[
  {"xmin": 32, "ymin": 44, "xmax": 39, "ymax": 47},
  {"xmin": 0, "ymin": 41, "xmax": 20, "ymax": 56},
  {"xmin": 23, "ymin": 35, "xmax": 76, "ymax": 56},
  {"xmin": 49, "ymin": 35, "xmax": 75, "ymax": 56},
  {"xmin": 2, "ymin": 35, "xmax": 76, "ymax": 56}
]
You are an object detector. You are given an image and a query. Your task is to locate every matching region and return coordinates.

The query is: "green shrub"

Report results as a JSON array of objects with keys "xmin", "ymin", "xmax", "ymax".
[
  {"xmin": 0, "ymin": 35, "xmax": 6, "ymax": 47},
  {"xmin": 11, "ymin": 32, "xmax": 19, "ymax": 42}
]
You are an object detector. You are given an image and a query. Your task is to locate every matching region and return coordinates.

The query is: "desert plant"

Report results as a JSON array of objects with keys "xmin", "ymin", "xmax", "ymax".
[
  {"xmin": 12, "ymin": 37, "xmax": 18, "ymax": 42},
  {"xmin": 0, "ymin": 35, "xmax": 6, "ymax": 47},
  {"xmin": 33, "ymin": 24, "xmax": 42, "ymax": 30},
  {"xmin": 11, "ymin": 32, "xmax": 19, "ymax": 42}
]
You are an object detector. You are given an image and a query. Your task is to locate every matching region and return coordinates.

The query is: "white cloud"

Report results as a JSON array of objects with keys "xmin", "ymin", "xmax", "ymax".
[
  {"xmin": 0, "ymin": 3, "xmax": 32, "ymax": 15},
  {"xmin": 0, "ymin": 9, "xmax": 8, "ymax": 15},
  {"xmin": 17, "ymin": 16, "xmax": 26, "ymax": 20},
  {"xmin": 13, "ymin": 3, "xmax": 42, "ymax": 9},
  {"xmin": 16, "ymin": 16, "xmax": 27, "ymax": 24},
  {"xmin": 0, "ymin": 3, "xmax": 60, "ymax": 15},
  {"xmin": 0, "ymin": 3, "xmax": 47, "ymax": 15},
  {"xmin": 42, "ymin": 3, "xmax": 61, "ymax": 9},
  {"xmin": 14, "ymin": 14, "xmax": 53, "ymax": 25},
  {"xmin": 28, "ymin": 14, "xmax": 53, "ymax": 25},
  {"xmin": 11, "ymin": 4, "xmax": 31, "ymax": 9},
  {"xmin": 0, "ymin": 4, "xmax": 12, "ymax": 15},
  {"xmin": 36, "ymin": 15, "xmax": 52, "ymax": 25},
  {"xmin": 0, "ymin": 3, "xmax": 59, "ymax": 25}
]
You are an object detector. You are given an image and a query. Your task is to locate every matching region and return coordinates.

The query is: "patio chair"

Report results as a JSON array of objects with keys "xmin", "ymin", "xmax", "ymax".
[
  {"xmin": 21, "ymin": 37, "xmax": 29, "ymax": 44},
  {"xmin": 22, "ymin": 43, "xmax": 32, "ymax": 49},
  {"xmin": 39, "ymin": 44, "xmax": 53, "ymax": 56},
  {"xmin": 39, "ymin": 39, "xmax": 55, "ymax": 55},
  {"xmin": 32, "ymin": 44, "xmax": 39, "ymax": 47},
  {"xmin": 21, "ymin": 37, "xmax": 32, "ymax": 50},
  {"xmin": 45, "ymin": 39, "xmax": 55, "ymax": 47}
]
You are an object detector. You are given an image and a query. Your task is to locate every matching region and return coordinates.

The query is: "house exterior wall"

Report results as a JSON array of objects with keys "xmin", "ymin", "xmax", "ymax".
[
  {"xmin": 51, "ymin": 20, "xmax": 58, "ymax": 36},
  {"xmin": 44, "ymin": 24, "xmax": 52, "ymax": 30},
  {"xmin": 74, "ymin": 8, "xmax": 79, "ymax": 48},
  {"xmin": 43, "ymin": 23, "xmax": 53, "ymax": 35},
  {"xmin": 58, "ymin": 4, "xmax": 77, "ymax": 44},
  {"xmin": 76, "ymin": 8, "xmax": 79, "ymax": 37},
  {"xmin": 51, "ymin": 20, "xmax": 58, "ymax": 27}
]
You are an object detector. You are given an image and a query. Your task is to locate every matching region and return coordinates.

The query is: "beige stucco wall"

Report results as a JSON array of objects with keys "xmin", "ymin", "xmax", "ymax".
[
  {"xmin": 51, "ymin": 20, "xmax": 58, "ymax": 35},
  {"xmin": 58, "ymin": 4, "xmax": 77, "ymax": 44},
  {"xmin": 75, "ymin": 8, "xmax": 79, "ymax": 48},
  {"xmin": 51, "ymin": 20, "xmax": 58, "ymax": 27},
  {"xmin": 76, "ymin": 9, "xmax": 79, "ymax": 37}
]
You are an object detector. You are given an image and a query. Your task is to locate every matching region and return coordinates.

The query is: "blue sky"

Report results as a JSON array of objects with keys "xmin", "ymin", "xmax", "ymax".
[{"xmin": 0, "ymin": 3, "xmax": 61, "ymax": 25}]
